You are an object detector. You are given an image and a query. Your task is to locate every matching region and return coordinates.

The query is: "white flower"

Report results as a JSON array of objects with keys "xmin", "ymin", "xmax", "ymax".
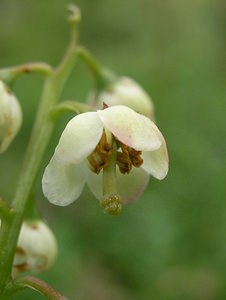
[
  {"xmin": 13, "ymin": 220, "xmax": 57, "ymax": 276},
  {"xmin": 42, "ymin": 105, "xmax": 168, "ymax": 215},
  {"xmin": 0, "ymin": 80, "xmax": 22, "ymax": 153},
  {"xmin": 91, "ymin": 77, "xmax": 155, "ymax": 119}
]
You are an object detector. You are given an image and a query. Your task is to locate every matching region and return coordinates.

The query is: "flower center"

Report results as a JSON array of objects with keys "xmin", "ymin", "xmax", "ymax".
[
  {"xmin": 87, "ymin": 130, "xmax": 143, "ymax": 174},
  {"xmin": 87, "ymin": 129, "xmax": 144, "ymax": 216}
]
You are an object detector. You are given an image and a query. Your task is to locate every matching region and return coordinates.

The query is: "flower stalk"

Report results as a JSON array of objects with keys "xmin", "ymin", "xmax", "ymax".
[
  {"xmin": 0, "ymin": 5, "xmax": 80, "ymax": 298},
  {"xmin": 5, "ymin": 276, "xmax": 69, "ymax": 300},
  {"xmin": 0, "ymin": 199, "xmax": 13, "ymax": 223},
  {"xmin": 0, "ymin": 63, "xmax": 53, "ymax": 84},
  {"xmin": 77, "ymin": 46, "xmax": 116, "ymax": 91}
]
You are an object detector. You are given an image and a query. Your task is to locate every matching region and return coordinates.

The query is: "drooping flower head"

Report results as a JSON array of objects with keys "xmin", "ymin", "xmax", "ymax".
[
  {"xmin": 13, "ymin": 220, "xmax": 57, "ymax": 276},
  {"xmin": 0, "ymin": 80, "xmax": 22, "ymax": 153},
  {"xmin": 89, "ymin": 77, "xmax": 155, "ymax": 119},
  {"xmin": 42, "ymin": 105, "xmax": 168, "ymax": 215}
]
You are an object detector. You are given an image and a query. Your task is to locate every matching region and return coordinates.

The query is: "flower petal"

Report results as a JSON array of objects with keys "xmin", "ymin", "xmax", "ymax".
[
  {"xmin": 0, "ymin": 81, "xmax": 22, "ymax": 153},
  {"xmin": 42, "ymin": 156, "xmax": 87, "ymax": 206},
  {"xmin": 142, "ymin": 135, "xmax": 169, "ymax": 180},
  {"xmin": 97, "ymin": 105, "xmax": 161, "ymax": 151},
  {"xmin": 117, "ymin": 167, "xmax": 150, "ymax": 204},
  {"xmin": 87, "ymin": 167, "xmax": 149, "ymax": 204},
  {"xmin": 55, "ymin": 111, "xmax": 103, "ymax": 164},
  {"xmin": 98, "ymin": 77, "xmax": 155, "ymax": 118}
]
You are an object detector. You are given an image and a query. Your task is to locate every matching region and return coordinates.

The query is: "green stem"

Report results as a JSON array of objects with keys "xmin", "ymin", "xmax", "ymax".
[
  {"xmin": 5, "ymin": 276, "xmax": 69, "ymax": 300},
  {"xmin": 0, "ymin": 63, "xmax": 53, "ymax": 84},
  {"xmin": 77, "ymin": 46, "xmax": 116, "ymax": 90},
  {"xmin": 0, "ymin": 6, "xmax": 80, "ymax": 296},
  {"xmin": 0, "ymin": 199, "xmax": 13, "ymax": 222},
  {"xmin": 51, "ymin": 100, "xmax": 92, "ymax": 119}
]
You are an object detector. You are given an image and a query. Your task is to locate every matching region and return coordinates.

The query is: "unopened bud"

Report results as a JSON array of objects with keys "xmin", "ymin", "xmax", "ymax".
[
  {"xmin": 13, "ymin": 220, "xmax": 57, "ymax": 276},
  {"xmin": 68, "ymin": 4, "xmax": 81, "ymax": 23},
  {"xmin": 100, "ymin": 194, "xmax": 122, "ymax": 216},
  {"xmin": 96, "ymin": 77, "xmax": 155, "ymax": 119},
  {"xmin": 0, "ymin": 80, "xmax": 22, "ymax": 153}
]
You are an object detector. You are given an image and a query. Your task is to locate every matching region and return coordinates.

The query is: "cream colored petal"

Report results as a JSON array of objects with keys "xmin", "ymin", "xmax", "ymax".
[
  {"xmin": 13, "ymin": 221, "xmax": 57, "ymax": 274},
  {"xmin": 97, "ymin": 105, "xmax": 161, "ymax": 151},
  {"xmin": 99, "ymin": 77, "xmax": 155, "ymax": 119},
  {"xmin": 42, "ymin": 156, "xmax": 87, "ymax": 206},
  {"xmin": 55, "ymin": 112, "xmax": 103, "ymax": 164},
  {"xmin": 0, "ymin": 82, "xmax": 22, "ymax": 153},
  {"xmin": 86, "ymin": 170, "xmax": 100, "ymax": 201},
  {"xmin": 117, "ymin": 167, "xmax": 150, "ymax": 204},
  {"xmin": 87, "ymin": 167, "xmax": 149, "ymax": 204},
  {"xmin": 142, "ymin": 135, "xmax": 169, "ymax": 180}
]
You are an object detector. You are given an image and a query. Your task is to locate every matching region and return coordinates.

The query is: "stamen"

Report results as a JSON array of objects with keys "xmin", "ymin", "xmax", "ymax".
[
  {"xmin": 87, "ymin": 129, "xmax": 144, "ymax": 214},
  {"xmin": 116, "ymin": 152, "xmax": 132, "ymax": 174},
  {"xmin": 117, "ymin": 142, "xmax": 143, "ymax": 172},
  {"xmin": 120, "ymin": 143, "xmax": 129, "ymax": 155},
  {"xmin": 128, "ymin": 148, "xmax": 143, "ymax": 168},
  {"xmin": 87, "ymin": 129, "xmax": 113, "ymax": 174},
  {"xmin": 97, "ymin": 129, "xmax": 112, "ymax": 155},
  {"xmin": 87, "ymin": 151, "xmax": 108, "ymax": 174}
]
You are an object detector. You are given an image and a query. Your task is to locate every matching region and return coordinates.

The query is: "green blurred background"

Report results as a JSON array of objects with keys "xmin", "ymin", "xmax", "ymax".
[{"xmin": 0, "ymin": 0, "xmax": 225, "ymax": 299}]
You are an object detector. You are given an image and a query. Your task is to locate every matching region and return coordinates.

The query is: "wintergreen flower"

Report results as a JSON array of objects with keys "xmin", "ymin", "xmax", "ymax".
[
  {"xmin": 0, "ymin": 80, "xmax": 22, "ymax": 153},
  {"xmin": 42, "ymin": 105, "xmax": 168, "ymax": 215},
  {"xmin": 92, "ymin": 77, "xmax": 155, "ymax": 119},
  {"xmin": 13, "ymin": 220, "xmax": 57, "ymax": 276}
]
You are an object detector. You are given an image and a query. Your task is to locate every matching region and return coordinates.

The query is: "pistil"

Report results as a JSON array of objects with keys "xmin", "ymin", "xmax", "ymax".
[{"xmin": 100, "ymin": 140, "xmax": 122, "ymax": 216}]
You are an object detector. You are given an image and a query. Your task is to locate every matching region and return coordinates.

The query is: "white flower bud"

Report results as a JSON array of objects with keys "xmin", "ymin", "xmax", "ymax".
[
  {"xmin": 13, "ymin": 220, "xmax": 57, "ymax": 276},
  {"xmin": 0, "ymin": 80, "xmax": 22, "ymax": 153},
  {"xmin": 93, "ymin": 77, "xmax": 155, "ymax": 119}
]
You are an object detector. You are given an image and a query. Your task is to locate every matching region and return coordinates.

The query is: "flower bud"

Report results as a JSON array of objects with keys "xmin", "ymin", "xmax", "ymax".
[
  {"xmin": 13, "ymin": 220, "xmax": 57, "ymax": 276},
  {"xmin": 91, "ymin": 77, "xmax": 154, "ymax": 119},
  {"xmin": 0, "ymin": 80, "xmax": 22, "ymax": 153}
]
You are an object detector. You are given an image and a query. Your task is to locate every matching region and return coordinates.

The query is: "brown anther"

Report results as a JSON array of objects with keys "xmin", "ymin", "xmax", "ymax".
[
  {"xmin": 87, "ymin": 130, "xmax": 113, "ymax": 174},
  {"xmin": 118, "ymin": 143, "xmax": 143, "ymax": 170},
  {"xmin": 97, "ymin": 130, "xmax": 112, "ymax": 155},
  {"xmin": 116, "ymin": 152, "xmax": 132, "ymax": 174},
  {"xmin": 87, "ymin": 151, "xmax": 108, "ymax": 174},
  {"xmin": 128, "ymin": 148, "xmax": 143, "ymax": 168},
  {"xmin": 120, "ymin": 143, "xmax": 129, "ymax": 155},
  {"xmin": 87, "ymin": 130, "xmax": 143, "ymax": 175}
]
